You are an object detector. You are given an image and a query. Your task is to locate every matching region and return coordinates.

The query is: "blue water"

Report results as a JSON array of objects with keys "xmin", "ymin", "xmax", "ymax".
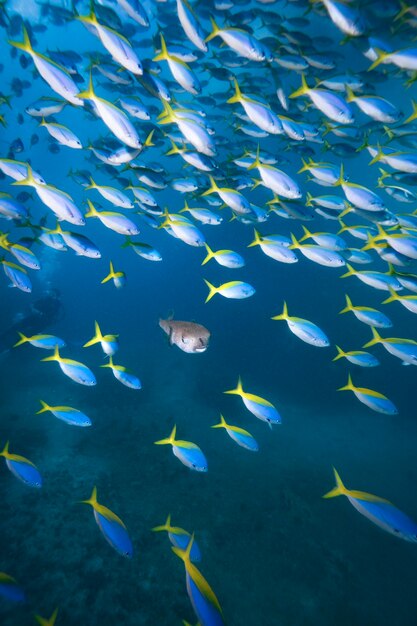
[{"xmin": 1, "ymin": 0, "xmax": 417, "ymax": 624}]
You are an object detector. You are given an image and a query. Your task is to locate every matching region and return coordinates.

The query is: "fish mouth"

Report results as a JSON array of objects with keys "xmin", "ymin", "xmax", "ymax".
[{"xmin": 194, "ymin": 346, "xmax": 207, "ymax": 353}]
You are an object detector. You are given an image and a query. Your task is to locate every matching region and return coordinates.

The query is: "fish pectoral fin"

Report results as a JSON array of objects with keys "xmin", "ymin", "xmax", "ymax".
[{"xmin": 168, "ymin": 328, "xmax": 174, "ymax": 345}]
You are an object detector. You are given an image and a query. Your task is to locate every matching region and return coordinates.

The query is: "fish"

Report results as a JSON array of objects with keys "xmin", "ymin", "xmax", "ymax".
[
  {"xmin": 159, "ymin": 317, "xmax": 210, "ymax": 353},
  {"xmin": 0, "ymin": 572, "xmax": 26, "ymax": 603},
  {"xmin": 155, "ymin": 425, "xmax": 208, "ymax": 472},
  {"xmin": 323, "ymin": 468, "xmax": 417, "ymax": 542},
  {"xmin": 339, "ymin": 294, "xmax": 393, "ymax": 328},
  {"xmin": 41, "ymin": 345, "xmax": 96, "ymax": 386},
  {"xmin": 100, "ymin": 356, "xmax": 141, "ymax": 389},
  {"xmin": 0, "ymin": 441, "xmax": 42, "ymax": 488},
  {"xmin": 204, "ymin": 279, "xmax": 255, "ymax": 302},
  {"xmin": 101, "ymin": 261, "xmax": 126, "ymax": 289},
  {"xmin": 338, "ymin": 374, "xmax": 398, "ymax": 414},
  {"xmin": 77, "ymin": 74, "xmax": 142, "ymax": 149},
  {"xmin": 363, "ymin": 327, "xmax": 417, "ymax": 366},
  {"xmin": 13, "ymin": 332, "xmax": 65, "ymax": 350},
  {"xmin": 382, "ymin": 287, "xmax": 417, "ymax": 314},
  {"xmin": 202, "ymin": 243, "xmax": 245, "ymax": 268},
  {"xmin": 224, "ymin": 377, "xmax": 281, "ymax": 425},
  {"xmin": 83, "ymin": 321, "xmax": 119, "ymax": 357},
  {"xmin": 81, "ymin": 487, "xmax": 133, "ymax": 558},
  {"xmin": 248, "ymin": 230, "xmax": 298, "ymax": 264},
  {"xmin": 271, "ymin": 302, "xmax": 330, "ymax": 347},
  {"xmin": 152, "ymin": 514, "xmax": 201, "ymax": 561},
  {"xmin": 212, "ymin": 415, "xmax": 259, "ymax": 451},
  {"xmin": 85, "ymin": 200, "xmax": 139, "ymax": 236},
  {"xmin": 172, "ymin": 537, "xmax": 225, "ymax": 626},
  {"xmin": 8, "ymin": 27, "xmax": 83, "ymax": 106},
  {"xmin": 36, "ymin": 400, "xmax": 92, "ymax": 427},
  {"xmin": 333, "ymin": 346, "xmax": 379, "ymax": 367}
]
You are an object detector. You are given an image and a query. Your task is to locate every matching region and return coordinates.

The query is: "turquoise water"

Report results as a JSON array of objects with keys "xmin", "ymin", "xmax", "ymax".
[{"xmin": 1, "ymin": 0, "xmax": 417, "ymax": 624}]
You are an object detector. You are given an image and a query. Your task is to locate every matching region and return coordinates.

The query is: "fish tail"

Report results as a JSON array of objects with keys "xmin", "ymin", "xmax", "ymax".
[
  {"xmin": 333, "ymin": 346, "xmax": 346, "ymax": 362},
  {"xmin": 36, "ymin": 400, "xmax": 50, "ymax": 414},
  {"xmin": 227, "ymin": 78, "xmax": 242, "ymax": 104},
  {"xmin": 204, "ymin": 279, "xmax": 217, "ymax": 303},
  {"xmin": 224, "ymin": 376, "xmax": 243, "ymax": 396},
  {"xmin": 363, "ymin": 327, "xmax": 382, "ymax": 348},
  {"xmin": 11, "ymin": 163, "xmax": 35, "ymax": 187},
  {"xmin": 85, "ymin": 177, "xmax": 96, "ymax": 191},
  {"xmin": 322, "ymin": 468, "xmax": 347, "ymax": 499},
  {"xmin": 344, "ymin": 85, "xmax": 356, "ymax": 103},
  {"xmin": 171, "ymin": 532, "xmax": 194, "ymax": 563},
  {"xmin": 152, "ymin": 513, "xmax": 172, "ymax": 532},
  {"xmin": 289, "ymin": 73, "xmax": 309, "ymax": 99},
  {"xmin": 299, "ymin": 225, "xmax": 311, "ymax": 242},
  {"xmin": 332, "ymin": 162, "xmax": 345, "ymax": 188},
  {"xmin": 201, "ymin": 175, "xmax": 219, "ymax": 196},
  {"xmin": 83, "ymin": 321, "xmax": 102, "ymax": 347},
  {"xmin": 41, "ymin": 345, "xmax": 60, "ymax": 362},
  {"xmin": 404, "ymin": 99, "xmax": 417, "ymax": 125},
  {"xmin": 100, "ymin": 355, "xmax": 114, "ymax": 369},
  {"xmin": 297, "ymin": 157, "xmax": 311, "ymax": 174},
  {"xmin": 201, "ymin": 243, "xmax": 214, "ymax": 265},
  {"xmin": 76, "ymin": 4, "xmax": 98, "ymax": 25},
  {"xmin": 212, "ymin": 414, "xmax": 227, "ymax": 429},
  {"xmin": 305, "ymin": 192, "xmax": 313, "ymax": 207},
  {"xmin": 13, "ymin": 332, "xmax": 28, "ymax": 347},
  {"xmin": 340, "ymin": 264, "xmax": 355, "ymax": 279},
  {"xmin": 368, "ymin": 48, "xmax": 389, "ymax": 72},
  {"xmin": 144, "ymin": 129, "xmax": 155, "ymax": 147},
  {"xmin": 382, "ymin": 287, "xmax": 398, "ymax": 305},
  {"xmin": 154, "ymin": 424, "xmax": 177, "ymax": 445},
  {"xmin": 271, "ymin": 301, "xmax": 289, "ymax": 321},
  {"xmin": 81, "ymin": 485, "xmax": 98, "ymax": 507},
  {"xmin": 102, "ymin": 262, "xmax": 116, "ymax": 283},
  {"xmin": 165, "ymin": 139, "xmax": 181, "ymax": 156},
  {"xmin": 368, "ymin": 148, "xmax": 384, "ymax": 166},
  {"xmin": 154, "ymin": 34, "xmax": 169, "ymax": 61},
  {"xmin": 35, "ymin": 608, "xmax": 59, "ymax": 626},
  {"xmin": 85, "ymin": 199, "xmax": 98, "ymax": 218},
  {"xmin": 247, "ymin": 229, "xmax": 262, "ymax": 247},
  {"xmin": 0, "ymin": 441, "xmax": 10, "ymax": 458},
  {"xmin": 205, "ymin": 16, "xmax": 221, "ymax": 43},
  {"xmin": 289, "ymin": 233, "xmax": 300, "ymax": 249},
  {"xmin": 77, "ymin": 72, "xmax": 96, "ymax": 100},
  {"xmin": 339, "ymin": 294, "xmax": 353, "ymax": 314},
  {"xmin": 8, "ymin": 25, "xmax": 32, "ymax": 53},
  {"xmin": 338, "ymin": 373, "xmax": 354, "ymax": 392}
]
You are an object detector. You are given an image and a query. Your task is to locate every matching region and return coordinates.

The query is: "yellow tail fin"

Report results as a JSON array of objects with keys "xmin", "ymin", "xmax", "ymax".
[
  {"xmin": 8, "ymin": 26, "xmax": 33, "ymax": 54},
  {"xmin": 322, "ymin": 468, "xmax": 347, "ymax": 499},
  {"xmin": 227, "ymin": 78, "xmax": 242, "ymax": 104},
  {"xmin": 362, "ymin": 327, "xmax": 382, "ymax": 348},
  {"xmin": 201, "ymin": 243, "xmax": 215, "ymax": 265},
  {"xmin": 333, "ymin": 346, "xmax": 346, "ymax": 362},
  {"xmin": 271, "ymin": 301, "xmax": 289, "ymax": 321},
  {"xmin": 83, "ymin": 321, "xmax": 103, "ymax": 348},
  {"xmin": 204, "ymin": 279, "xmax": 218, "ymax": 303},
  {"xmin": 224, "ymin": 377, "xmax": 244, "ymax": 396},
  {"xmin": 205, "ymin": 16, "xmax": 221, "ymax": 43},
  {"xmin": 289, "ymin": 73, "xmax": 309, "ymax": 99},
  {"xmin": 36, "ymin": 400, "xmax": 50, "ymax": 414},
  {"xmin": 13, "ymin": 332, "xmax": 29, "ymax": 347},
  {"xmin": 212, "ymin": 414, "xmax": 228, "ymax": 429},
  {"xmin": 154, "ymin": 425, "xmax": 177, "ymax": 445}
]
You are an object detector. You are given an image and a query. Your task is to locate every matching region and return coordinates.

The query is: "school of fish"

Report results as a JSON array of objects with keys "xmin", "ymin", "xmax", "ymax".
[{"xmin": 2, "ymin": 0, "xmax": 417, "ymax": 623}]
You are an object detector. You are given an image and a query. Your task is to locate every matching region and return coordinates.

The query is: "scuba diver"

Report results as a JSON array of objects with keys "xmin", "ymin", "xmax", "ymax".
[{"xmin": 0, "ymin": 287, "xmax": 64, "ymax": 355}]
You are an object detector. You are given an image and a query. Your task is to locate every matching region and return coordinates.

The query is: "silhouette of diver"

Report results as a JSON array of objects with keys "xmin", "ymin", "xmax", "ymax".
[{"xmin": 0, "ymin": 288, "xmax": 64, "ymax": 354}]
